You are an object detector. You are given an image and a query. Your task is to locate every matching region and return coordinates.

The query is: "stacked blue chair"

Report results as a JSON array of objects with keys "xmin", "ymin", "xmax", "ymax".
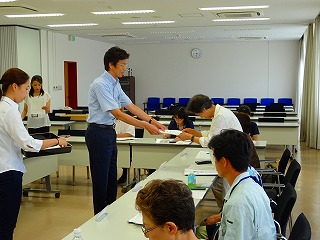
[
  {"xmin": 260, "ymin": 98, "xmax": 275, "ymax": 106},
  {"xmin": 211, "ymin": 98, "xmax": 224, "ymax": 105},
  {"xmin": 278, "ymin": 98, "xmax": 293, "ymax": 106},
  {"xmin": 178, "ymin": 97, "xmax": 190, "ymax": 107},
  {"xmin": 227, "ymin": 98, "xmax": 241, "ymax": 105},
  {"xmin": 143, "ymin": 97, "xmax": 161, "ymax": 113},
  {"xmin": 243, "ymin": 98, "xmax": 258, "ymax": 104},
  {"xmin": 162, "ymin": 97, "xmax": 176, "ymax": 108}
]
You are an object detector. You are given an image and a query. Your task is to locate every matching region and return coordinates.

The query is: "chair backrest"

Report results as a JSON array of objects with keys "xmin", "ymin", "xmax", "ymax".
[
  {"xmin": 227, "ymin": 98, "xmax": 241, "ymax": 105},
  {"xmin": 288, "ymin": 213, "xmax": 311, "ymax": 240},
  {"xmin": 58, "ymin": 129, "xmax": 86, "ymax": 136},
  {"xmin": 135, "ymin": 128, "xmax": 144, "ymax": 138},
  {"xmin": 273, "ymin": 183, "xmax": 297, "ymax": 237},
  {"xmin": 263, "ymin": 112, "xmax": 287, "ymax": 117},
  {"xmin": 211, "ymin": 98, "xmax": 224, "ymax": 105},
  {"xmin": 147, "ymin": 97, "xmax": 161, "ymax": 110},
  {"xmin": 258, "ymin": 117, "xmax": 284, "ymax": 122},
  {"xmin": 278, "ymin": 148, "xmax": 291, "ymax": 175},
  {"xmin": 162, "ymin": 97, "xmax": 176, "ymax": 108},
  {"xmin": 178, "ymin": 98, "xmax": 190, "ymax": 107},
  {"xmin": 278, "ymin": 98, "xmax": 293, "ymax": 106},
  {"xmin": 283, "ymin": 159, "xmax": 301, "ymax": 188},
  {"xmin": 244, "ymin": 98, "xmax": 258, "ymax": 104},
  {"xmin": 260, "ymin": 98, "xmax": 275, "ymax": 106},
  {"xmin": 265, "ymin": 104, "xmax": 285, "ymax": 112}
]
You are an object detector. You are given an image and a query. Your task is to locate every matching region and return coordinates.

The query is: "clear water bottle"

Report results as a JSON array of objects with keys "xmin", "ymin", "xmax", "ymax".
[
  {"xmin": 188, "ymin": 172, "xmax": 196, "ymax": 188},
  {"xmin": 72, "ymin": 228, "xmax": 83, "ymax": 240}
]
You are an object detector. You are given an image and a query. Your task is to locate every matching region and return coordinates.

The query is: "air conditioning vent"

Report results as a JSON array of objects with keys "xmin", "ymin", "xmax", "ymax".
[
  {"xmin": 216, "ymin": 11, "xmax": 262, "ymax": 19},
  {"xmin": 102, "ymin": 33, "xmax": 136, "ymax": 38}
]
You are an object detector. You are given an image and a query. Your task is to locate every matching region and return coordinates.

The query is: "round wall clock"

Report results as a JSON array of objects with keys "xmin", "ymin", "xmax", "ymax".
[{"xmin": 191, "ymin": 48, "xmax": 202, "ymax": 59}]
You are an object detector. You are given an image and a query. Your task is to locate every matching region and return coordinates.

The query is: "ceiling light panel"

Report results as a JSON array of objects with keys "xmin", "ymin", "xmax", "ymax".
[
  {"xmin": 48, "ymin": 23, "xmax": 98, "ymax": 27},
  {"xmin": 213, "ymin": 18, "xmax": 270, "ymax": 22},
  {"xmin": 0, "ymin": 0, "xmax": 16, "ymax": 2},
  {"xmin": 91, "ymin": 10, "xmax": 155, "ymax": 15},
  {"xmin": 122, "ymin": 21, "xmax": 175, "ymax": 25}
]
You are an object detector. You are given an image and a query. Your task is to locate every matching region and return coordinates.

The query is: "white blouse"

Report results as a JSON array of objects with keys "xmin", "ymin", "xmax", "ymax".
[
  {"xmin": 25, "ymin": 91, "xmax": 51, "ymax": 128},
  {"xmin": 0, "ymin": 96, "xmax": 42, "ymax": 174}
]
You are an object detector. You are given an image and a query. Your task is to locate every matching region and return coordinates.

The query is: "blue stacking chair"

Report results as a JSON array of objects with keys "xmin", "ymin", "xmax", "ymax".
[
  {"xmin": 243, "ymin": 98, "xmax": 258, "ymax": 104},
  {"xmin": 143, "ymin": 97, "xmax": 161, "ymax": 113},
  {"xmin": 227, "ymin": 98, "xmax": 241, "ymax": 105},
  {"xmin": 178, "ymin": 97, "xmax": 190, "ymax": 107},
  {"xmin": 260, "ymin": 98, "xmax": 275, "ymax": 106},
  {"xmin": 162, "ymin": 97, "xmax": 176, "ymax": 108},
  {"xmin": 278, "ymin": 98, "xmax": 293, "ymax": 106},
  {"xmin": 211, "ymin": 98, "xmax": 224, "ymax": 105}
]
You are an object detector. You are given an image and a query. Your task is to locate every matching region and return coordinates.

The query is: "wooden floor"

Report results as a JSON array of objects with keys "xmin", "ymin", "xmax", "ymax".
[{"xmin": 14, "ymin": 142, "xmax": 319, "ymax": 240}]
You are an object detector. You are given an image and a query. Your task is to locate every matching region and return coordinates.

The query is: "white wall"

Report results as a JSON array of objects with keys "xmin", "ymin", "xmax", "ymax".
[
  {"xmin": 122, "ymin": 41, "xmax": 299, "ymax": 108},
  {"xmin": 40, "ymin": 31, "xmax": 113, "ymax": 109}
]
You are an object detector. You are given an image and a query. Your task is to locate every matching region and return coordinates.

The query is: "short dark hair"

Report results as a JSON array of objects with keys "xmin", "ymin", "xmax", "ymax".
[
  {"xmin": 234, "ymin": 112, "xmax": 251, "ymax": 134},
  {"xmin": 238, "ymin": 105, "xmax": 251, "ymax": 116},
  {"xmin": 0, "ymin": 68, "xmax": 29, "ymax": 98},
  {"xmin": 135, "ymin": 179, "xmax": 195, "ymax": 233},
  {"xmin": 208, "ymin": 129, "xmax": 251, "ymax": 172},
  {"xmin": 29, "ymin": 75, "xmax": 44, "ymax": 97},
  {"xmin": 104, "ymin": 46, "xmax": 130, "ymax": 71},
  {"xmin": 173, "ymin": 107, "xmax": 190, "ymax": 125},
  {"xmin": 186, "ymin": 94, "xmax": 213, "ymax": 114}
]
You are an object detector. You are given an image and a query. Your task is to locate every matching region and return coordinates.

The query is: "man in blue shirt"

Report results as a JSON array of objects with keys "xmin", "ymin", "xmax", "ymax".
[
  {"xmin": 208, "ymin": 129, "xmax": 276, "ymax": 239},
  {"xmin": 86, "ymin": 46, "xmax": 165, "ymax": 214}
]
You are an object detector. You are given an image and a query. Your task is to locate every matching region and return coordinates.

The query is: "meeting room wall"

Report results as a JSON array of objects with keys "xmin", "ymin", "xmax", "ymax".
[
  {"xmin": 39, "ymin": 30, "xmax": 113, "ymax": 109},
  {"xmin": 122, "ymin": 41, "xmax": 299, "ymax": 109}
]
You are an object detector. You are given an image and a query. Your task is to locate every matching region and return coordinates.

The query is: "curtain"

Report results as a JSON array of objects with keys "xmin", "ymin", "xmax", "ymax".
[
  {"xmin": 0, "ymin": 26, "xmax": 18, "ymax": 76},
  {"xmin": 300, "ymin": 16, "xmax": 320, "ymax": 149}
]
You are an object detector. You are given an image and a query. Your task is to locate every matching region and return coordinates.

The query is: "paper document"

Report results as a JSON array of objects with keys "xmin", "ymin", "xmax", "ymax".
[
  {"xmin": 175, "ymin": 140, "xmax": 192, "ymax": 145},
  {"xmin": 184, "ymin": 164, "xmax": 217, "ymax": 176},
  {"xmin": 159, "ymin": 129, "xmax": 182, "ymax": 135},
  {"xmin": 45, "ymin": 145, "xmax": 61, "ymax": 150},
  {"xmin": 116, "ymin": 137, "xmax": 135, "ymax": 141},
  {"xmin": 128, "ymin": 212, "xmax": 143, "ymax": 225},
  {"xmin": 195, "ymin": 151, "xmax": 211, "ymax": 161},
  {"xmin": 156, "ymin": 139, "xmax": 175, "ymax": 144}
]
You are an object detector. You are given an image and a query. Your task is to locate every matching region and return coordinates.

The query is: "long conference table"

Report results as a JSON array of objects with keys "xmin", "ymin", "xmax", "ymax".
[{"xmin": 62, "ymin": 147, "xmax": 217, "ymax": 240}]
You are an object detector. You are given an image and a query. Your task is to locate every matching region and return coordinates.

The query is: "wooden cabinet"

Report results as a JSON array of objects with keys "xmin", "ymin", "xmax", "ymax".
[{"xmin": 119, "ymin": 76, "xmax": 135, "ymax": 103}]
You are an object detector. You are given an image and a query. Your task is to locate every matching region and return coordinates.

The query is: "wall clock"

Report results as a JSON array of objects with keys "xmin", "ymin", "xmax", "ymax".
[{"xmin": 191, "ymin": 48, "xmax": 202, "ymax": 59}]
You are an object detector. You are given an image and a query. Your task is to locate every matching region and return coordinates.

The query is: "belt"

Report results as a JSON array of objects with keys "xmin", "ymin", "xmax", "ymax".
[{"xmin": 89, "ymin": 123, "xmax": 115, "ymax": 129}]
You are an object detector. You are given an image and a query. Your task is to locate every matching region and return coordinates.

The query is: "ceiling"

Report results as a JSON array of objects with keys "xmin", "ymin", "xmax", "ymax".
[{"xmin": 0, "ymin": 0, "xmax": 319, "ymax": 44}]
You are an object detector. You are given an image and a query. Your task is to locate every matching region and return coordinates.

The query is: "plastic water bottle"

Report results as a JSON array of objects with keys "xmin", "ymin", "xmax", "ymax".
[
  {"xmin": 72, "ymin": 228, "xmax": 83, "ymax": 240},
  {"xmin": 188, "ymin": 172, "xmax": 196, "ymax": 188}
]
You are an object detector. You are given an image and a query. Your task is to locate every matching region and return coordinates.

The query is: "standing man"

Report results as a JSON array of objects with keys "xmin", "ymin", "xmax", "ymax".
[
  {"xmin": 86, "ymin": 46, "xmax": 165, "ymax": 214},
  {"xmin": 208, "ymin": 129, "xmax": 276, "ymax": 239}
]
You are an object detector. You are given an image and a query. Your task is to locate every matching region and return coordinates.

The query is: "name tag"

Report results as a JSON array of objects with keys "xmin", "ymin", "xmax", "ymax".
[{"xmin": 31, "ymin": 114, "xmax": 38, "ymax": 118}]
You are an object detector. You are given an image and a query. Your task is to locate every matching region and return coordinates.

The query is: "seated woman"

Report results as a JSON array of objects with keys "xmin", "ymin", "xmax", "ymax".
[
  {"xmin": 164, "ymin": 107, "xmax": 194, "ymax": 140},
  {"xmin": 237, "ymin": 104, "xmax": 260, "ymax": 140}
]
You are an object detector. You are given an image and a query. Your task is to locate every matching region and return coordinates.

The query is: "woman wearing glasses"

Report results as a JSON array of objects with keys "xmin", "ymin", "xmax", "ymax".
[{"xmin": 135, "ymin": 179, "xmax": 198, "ymax": 240}]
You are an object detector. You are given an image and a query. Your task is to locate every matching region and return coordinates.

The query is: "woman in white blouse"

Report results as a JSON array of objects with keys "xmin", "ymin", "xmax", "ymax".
[
  {"xmin": 21, "ymin": 75, "xmax": 51, "ymax": 134},
  {"xmin": 0, "ymin": 68, "xmax": 68, "ymax": 240}
]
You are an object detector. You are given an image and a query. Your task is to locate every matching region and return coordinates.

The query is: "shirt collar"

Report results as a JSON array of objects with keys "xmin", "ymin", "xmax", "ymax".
[
  {"xmin": 224, "ymin": 171, "xmax": 250, "ymax": 201},
  {"xmin": 104, "ymin": 70, "xmax": 119, "ymax": 86},
  {"xmin": 2, "ymin": 96, "xmax": 19, "ymax": 109}
]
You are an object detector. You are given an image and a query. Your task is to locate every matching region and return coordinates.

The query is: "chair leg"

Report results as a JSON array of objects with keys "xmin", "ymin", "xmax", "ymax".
[
  {"xmin": 56, "ymin": 171, "xmax": 59, "ymax": 177},
  {"xmin": 86, "ymin": 166, "xmax": 90, "ymax": 179},
  {"xmin": 72, "ymin": 165, "xmax": 75, "ymax": 186}
]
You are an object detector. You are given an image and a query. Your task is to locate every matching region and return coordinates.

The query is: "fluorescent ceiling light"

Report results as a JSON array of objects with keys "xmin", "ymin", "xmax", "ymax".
[
  {"xmin": 213, "ymin": 18, "xmax": 270, "ymax": 22},
  {"xmin": 200, "ymin": 5, "xmax": 269, "ymax": 11},
  {"xmin": 0, "ymin": 0, "xmax": 16, "ymax": 2},
  {"xmin": 122, "ymin": 21, "xmax": 175, "ymax": 25},
  {"xmin": 91, "ymin": 10, "xmax": 155, "ymax": 15},
  {"xmin": 47, "ymin": 23, "xmax": 98, "ymax": 27},
  {"xmin": 5, "ymin": 13, "xmax": 64, "ymax": 18}
]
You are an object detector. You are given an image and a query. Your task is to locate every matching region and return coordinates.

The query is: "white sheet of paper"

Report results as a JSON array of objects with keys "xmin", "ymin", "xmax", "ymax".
[
  {"xmin": 128, "ymin": 212, "xmax": 143, "ymax": 225},
  {"xmin": 195, "ymin": 151, "xmax": 211, "ymax": 161},
  {"xmin": 159, "ymin": 129, "xmax": 182, "ymax": 135},
  {"xmin": 184, "ymin": 164, "xmax": 217, "ymax": 176},
  {"xmin": 116, "ymin": 137, "xmax": 135, "ymax": 141}
]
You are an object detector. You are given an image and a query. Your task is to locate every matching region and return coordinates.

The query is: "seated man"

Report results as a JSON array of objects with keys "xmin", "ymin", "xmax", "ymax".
[
  {"xmin": 135, "ymin": 179, "xmax": 198, "ymax": 240},
  {"xmin": 206, "ymin": 130, "xmax": 275, "ymax": 239}
]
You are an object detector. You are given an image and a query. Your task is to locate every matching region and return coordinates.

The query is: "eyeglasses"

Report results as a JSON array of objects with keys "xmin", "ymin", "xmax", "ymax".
[
  {"xmin": 141, "ymin": 225, "xmax": 159, "ymax": 237},
  {"xmin": 117, "ymin": 63, "xmax": 127, "ymax": 68}
]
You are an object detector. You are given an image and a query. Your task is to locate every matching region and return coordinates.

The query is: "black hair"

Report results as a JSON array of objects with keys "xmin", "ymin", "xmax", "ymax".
[
  {"xmin": 208, "ymin": 129, "xmax": 251, "ymax": 172},
  {"xmin": 238, "ymin": 105, "xmax": 251, "ymax": 116},
  {"xmin": 186, "ymin": 94, "xmax": 213, "ymax": 114},
  {"xmin": 104, "ymin": 46, "xmax": 130, "ymax": 71},
  {"xmin": 173, "ymin": 107, "xmax": 190, "ymax": 126},
  {"xmin": 29, "ymin": 75, "xmax": 45, "ymax": 97},
  {"xmin": 0, "ymin": 68, "xmax": 29, "ymax": 98},
  {"xmin": 234, "ymin": 112, "xmax": 251, "ymax": 134}
]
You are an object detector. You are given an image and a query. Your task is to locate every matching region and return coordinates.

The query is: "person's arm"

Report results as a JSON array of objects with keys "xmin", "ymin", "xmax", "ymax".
[
  {"xmin": 21, "ymin": 103, "xmax": 28, "ymax": 120},
  {"xmin": 177, "ymin": 131, "xmax": 201, "ymax": 144},
  {"xmin": 251, "ymin": 134, "xmax": 259, "ymax": 141},
  {"xmin": 110, "ymin": 106, "xmax": 164, "ymax": 135},
  {"xmin": 124, "ymin": 103, "xmax": 166, "ymax": 131},
  {"xmin": 41, "ymin": 137, "xmax": 68, "ymax": 149},
  {"xmin": 204, "ymin": 212, "xmax": 222, "ymax": 225},
  {"xmin": 42, "ymin": 99, "xmax": 51, "ymax": 114}
]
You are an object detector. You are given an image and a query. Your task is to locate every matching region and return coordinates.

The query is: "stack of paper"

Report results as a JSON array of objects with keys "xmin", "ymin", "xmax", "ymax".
[
  {"xmin": 195, "ymin": 151, "xmax": 211, "ymax": 161},
  {"xmin": 184, "ymin": 164, "xmax": 217, "ymax": 176},
  {"xmin": 128, "ymin": 212, "xmax": 143, "ymax": 225},
  {"xmin": 159, "ymin": 129, "xmax": 182, "ymax": 135}
]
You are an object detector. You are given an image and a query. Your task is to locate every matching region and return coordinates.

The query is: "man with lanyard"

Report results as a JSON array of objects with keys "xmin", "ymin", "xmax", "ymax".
[
  {"xmin": 207, "ymin": 129, "xmax": 276, "ymax": 239},
  {"xmin": 86, "ymin": 46, "xmax": 165, "ymax": 215}
]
